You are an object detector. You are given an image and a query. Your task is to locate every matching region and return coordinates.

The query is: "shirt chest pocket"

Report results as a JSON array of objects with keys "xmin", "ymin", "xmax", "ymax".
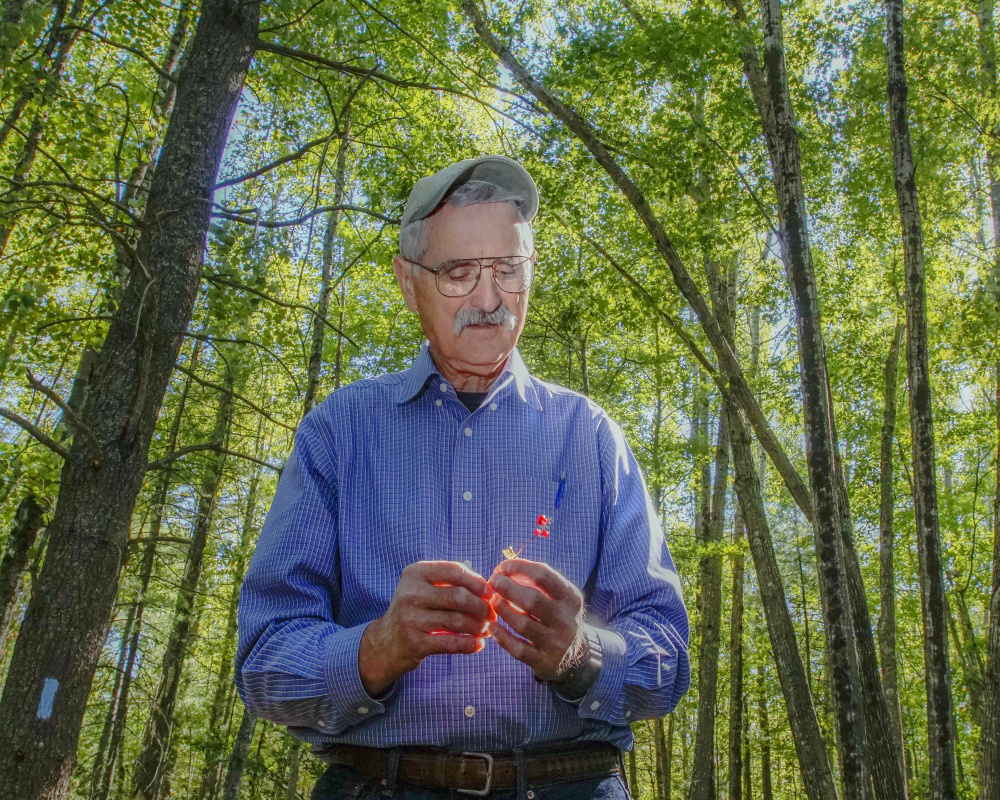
[{"xmin": 485, "ymin": 473, "xmax": 599, "ymax": 592}]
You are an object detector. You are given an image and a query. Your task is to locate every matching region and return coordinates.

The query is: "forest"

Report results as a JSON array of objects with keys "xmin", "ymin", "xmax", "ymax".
[{"xmin": 0, "ymin": 0, "xmax": 995, "ymax": 798}]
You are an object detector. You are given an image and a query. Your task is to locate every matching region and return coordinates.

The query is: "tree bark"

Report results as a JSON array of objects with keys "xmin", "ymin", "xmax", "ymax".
[
  {"xmin": 132, "ymin": 375, "xmax": 233, "ymax": 800},
  {"xmin": 196, "ymin": 466, "xmax": 261, "ymax": 800},
  {"xmin": 0, "ymin": 2, "xmax": 260, "ymax": 796},
  {"xmin": 877, "ymin": 323, "xmax": 906, "ymax": 788},
  {"xmin": 0, "ymin": 494, "xmax": 44, "ymax": 648},
  {"xmin": 884, "ymin": 1, "xmax": 958, "ymax": 797},
  {"xmin": 303, "ymin": 110, "xmax": 351, "ymax": 415},
  {"xmin": 758, "ymin": 668, "xmax": 773, "ymax": 800},
  {"xmin": 90, "ymin": 350, "xmax": 198, "ymax": 800},
  {"xmin": 728, "ymin": 401, "xmax": 839, "ymax": 800},
  {"xmin": 220, "ymin": 706, "xmax": 256, "ymax": 800},
  {"xmin": 729, "ymin": 514, "xmax": 745, "ymax": 800}
]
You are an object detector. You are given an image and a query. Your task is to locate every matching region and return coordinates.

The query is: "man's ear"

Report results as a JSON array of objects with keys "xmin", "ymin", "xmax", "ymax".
[{"xmin": 392, "ymin": 255, "xmax": 419, "ymax": 313}]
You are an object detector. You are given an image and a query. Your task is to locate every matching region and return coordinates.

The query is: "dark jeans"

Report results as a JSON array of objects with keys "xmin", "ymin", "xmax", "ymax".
[{"xmin": 311, "ymin": 762, "xmax": 631, "ymax": 800}]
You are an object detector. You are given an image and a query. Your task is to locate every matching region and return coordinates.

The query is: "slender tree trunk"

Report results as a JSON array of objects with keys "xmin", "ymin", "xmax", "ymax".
[
  {"xmin": 0, "ymin": 4, "xmax": 260, "ymax": 794},
  {"xmin": 979, "ymin": 0, "xmax": 1000, "ymax": 788},
  {"xmin": 877, "ymin": 323, "xmax": 906, "ymax": 788},
  {"xmin": 221, "ymin": 707, "xmax": 256, "ymax": 800},
  {"xmin": 0, "ymin": 494, "xmax": 43, "ymax": 648},
  {"xmin": 0, "ymin": 0, "xmax": 83, "ymax": 257},
  {"xmin": 90, "ymin": 348, "xmax": 198, "ymax": 800},
  {"xmin": 758, "ymin": 668, "xmax": 773, "ymax": 800},
  {"xmin": 729, "ymin": 511, "xmax": 745, "ymax": 800},
  {"xmin": 303, "ymin": 111, "xmax": 350, "ymax": 415},
  {"xmin": 132, "ymin": 375, "xmax": 233, "ymax": 800},
  {"xmin": 885, "ymin": 2, "xmax": 957, "ymax": 797},
  {"xmin": 196, "ymin": 467, "xmax": 261, "ymax": 800},
  {"xmin": 727, "ymin": 400, "xmax": 839, "ymax": 800}
]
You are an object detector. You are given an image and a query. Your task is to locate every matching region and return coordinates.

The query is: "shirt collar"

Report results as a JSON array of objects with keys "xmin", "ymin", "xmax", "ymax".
[{"xmin": 395, "ymin": 343, "xmax": 542, "ymax": 411}]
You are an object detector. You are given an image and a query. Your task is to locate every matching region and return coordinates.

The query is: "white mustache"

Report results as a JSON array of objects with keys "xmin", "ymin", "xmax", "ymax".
[{"xmin": 454, "ymin": 305, "xmax": 518, "ymax": 336}]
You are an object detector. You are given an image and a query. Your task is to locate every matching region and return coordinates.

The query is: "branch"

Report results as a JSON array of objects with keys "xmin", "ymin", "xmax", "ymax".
[
  {"xmin": 146, "ymin": 440, "xmax": 223, "ymax": 471},
  {"xmin": 173, "ymin": 365, "xmax": 297, "ymax": 432},
  {"xmin": 212, "ymin": 203, "xmax": 400, "ymax": 228},
  {"xmin": 64, "ymin": 25, "xmax": 176, "ymax": 83},
  {"xmin": 214, "ymin": 132, "xmax": 339, "ymax": 189},
  {"xmin": 205, "ymin": 274, "xmax": 358, "ymax": 347},
  {"xmin": 27, "ymin": 371, "xmax": 104, "ymax": 464},
  {"xmin": 0, "ymin": 408, "xmax": 69, "ymax": 460}
]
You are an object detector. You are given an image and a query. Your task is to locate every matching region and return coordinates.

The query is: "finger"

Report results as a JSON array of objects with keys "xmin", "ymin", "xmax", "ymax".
[
  {"xmin": 488, "ymin": 573, "xmax": 559, "ymax": 625},
  {"xmin": 424, "ymin": 584, "xmax": 498, "ymax": 622},
  {"xmin": 417, "ymin": 561, "xmax": 493, "ymax": 599},
  {"xmin": 417, "ymin": 610, "xmax": 492, "ymax": 637},
  {"xmin": 491, "ymin": 621, "xmax": 540, "ymax": 668},
  {"xmin": 492, "ymin": 596, "xmax": 548, "ymax": 643},
  {"xmin": 494, "ymin": 558, "xmax": 576, "ymax": 602},
  {"xmin": 419, "ymin": 632, "xmax": 487, "ymax": 657}
]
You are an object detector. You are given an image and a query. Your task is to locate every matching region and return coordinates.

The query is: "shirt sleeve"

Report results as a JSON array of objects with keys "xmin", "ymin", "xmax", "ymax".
[
  {"xmin": 236, "ymin": 409, "xmax": 391, "ymax": 737},
  {"xmin": 570, "ymin": 414, "xmax": 691, "ymax": 724}
]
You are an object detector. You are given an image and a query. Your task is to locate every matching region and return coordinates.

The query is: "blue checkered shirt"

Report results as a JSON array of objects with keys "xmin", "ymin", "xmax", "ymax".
[{"xmin": 236, "ymin": 346, "xmax": 690, "ymax": 752}]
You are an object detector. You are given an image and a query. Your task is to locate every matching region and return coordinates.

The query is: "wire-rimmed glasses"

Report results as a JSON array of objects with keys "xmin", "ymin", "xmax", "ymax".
[{"xmin": 407, "ymin": 255, "xmax": 536, "ymax": 297}]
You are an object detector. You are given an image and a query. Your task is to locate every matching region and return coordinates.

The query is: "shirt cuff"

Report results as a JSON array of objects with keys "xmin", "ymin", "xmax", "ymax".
[
  {"xmin": 321, "ymin": 621, "xmax": 393, "ymax": 732},
  {"xmin": 574, "ymin": 626, "xmax": 627, "ymax": 722}
]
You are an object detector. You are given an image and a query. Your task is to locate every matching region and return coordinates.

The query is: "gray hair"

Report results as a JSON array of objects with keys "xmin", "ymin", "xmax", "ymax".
[{"xmin": 399, "ymin": 180, "xmax": 535, "ymax": 266}]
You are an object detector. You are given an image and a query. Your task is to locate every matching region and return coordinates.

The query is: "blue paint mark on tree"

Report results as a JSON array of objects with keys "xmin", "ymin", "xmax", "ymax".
[{"xmin": 37, "ymin": 678, "xmax": 58, "ymax": 720}]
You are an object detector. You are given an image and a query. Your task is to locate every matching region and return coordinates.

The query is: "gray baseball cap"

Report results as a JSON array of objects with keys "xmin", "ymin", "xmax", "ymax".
[{"xmin": 400, "ymin": 155, "xmax": 539, "ymax": 229}]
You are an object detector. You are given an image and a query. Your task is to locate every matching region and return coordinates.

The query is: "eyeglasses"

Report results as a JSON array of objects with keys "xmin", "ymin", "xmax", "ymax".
[{"xmin": 407, "ymin": 255, "xmax": 536, "ymax": 297}]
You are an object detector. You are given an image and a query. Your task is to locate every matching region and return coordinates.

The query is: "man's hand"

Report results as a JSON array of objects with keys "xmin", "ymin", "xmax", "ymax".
[
  {"xmin": 358, "ymin": 561, "xmax": 496, "ymax": 696},
  {"xmin": 488, "ymin": 558, "xmax": 586, "ymax": 682}
]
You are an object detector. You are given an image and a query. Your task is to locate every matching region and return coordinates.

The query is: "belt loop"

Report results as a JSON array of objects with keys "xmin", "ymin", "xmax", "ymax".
[
  {"xmin": 381, "ymin": 747, "xmax": 402, "ymax": 797},
  {"xmin": 513, "ymin": 747, "xmax": 528, "ymax": 800}
]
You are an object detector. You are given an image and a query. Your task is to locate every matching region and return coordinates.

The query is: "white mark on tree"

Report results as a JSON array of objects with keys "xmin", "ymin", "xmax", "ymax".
[{"xmin": 37, "ymin": 678, "xmax": 58, "ymax": 720}]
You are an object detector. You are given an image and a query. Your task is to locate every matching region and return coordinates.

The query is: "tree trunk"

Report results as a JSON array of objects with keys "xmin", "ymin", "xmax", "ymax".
[
  {"xmin": 877, "ymin": 323, "xmax": 906, "ymax": 788},
  {"xmin": 978, "ymin": 0, "xmax": 1000, "ymax": 791},
  {"xmin": 0, "ymin": 494, "xmax": 43, "ymax": 648},
  {"xmin": 303, "ymin": 110, "xmax": 351, "ymax": 415},
  {"xmin": 0, "ymin": 0, "xmax": 83, "ymax": 258},
  {"xmin": 285, "ymin": 740, "xmax": 301, "ymax": 800},
  {"xmin": 758, "ymin": 668, "xmax": 773, "ymax": 800},
  {"xmin": 727, "ymin": 401, "xmax": 839, "ymax": 800},
  {"xmin": 0, "ymin": 3, "xmax": 260, "ymax": 794},
  {"xmin": 196, "ymin": 466, "xmax": 261, "ymax": 800},
  {"xmin": 221, "ymin": 707, "xmax": 256, "ymax": 800},
  {"xmin": 885, "ymin": 1, "xmax": 958, "ymax": 797},
  {"xmin": 728, "ymin": 511, "xmax": 745, "ymax": 800},
  {"xmin": 90, "ymin": 348, "xmax": 198, "ymax": 800},
  {"xmin": 132, "ymin": 375, "xmax": 234, "ymax": 800}
]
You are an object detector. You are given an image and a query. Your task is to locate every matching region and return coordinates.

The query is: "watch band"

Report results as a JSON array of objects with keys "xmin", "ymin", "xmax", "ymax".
[{"xmin": 550, "ymin": 628, "xmax": 603, "ymax": 701}]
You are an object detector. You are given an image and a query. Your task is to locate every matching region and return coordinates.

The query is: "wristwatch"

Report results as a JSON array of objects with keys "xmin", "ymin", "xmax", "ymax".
[{"xmin": 550, "ymin": 627, "xmax": 603, "ymax": 702}]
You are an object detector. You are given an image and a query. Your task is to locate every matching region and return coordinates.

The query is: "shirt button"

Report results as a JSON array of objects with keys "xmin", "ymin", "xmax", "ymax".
[
  {"xmin": 435, "ymin": 399, "xmax": 442, "ymax": 407},
  {"xmin": 357, "ymin": 706, "xmax": 368, "ymax": 714},
  {"xmin": 625, "ymin": 710, "xmax": 631, "ymax": 719},
  {"xmin": 590, "ymin": 701, "xmax": 600, "ymax": 710},
  {"xmin": 489, "ymin": 402, "xmax": 498, "ymax": 411},
  {"xmin": 463, "ymin": 559, "xmax": 472, "ymax": 569},
  {"xmin": 463, "ymin": 491, "xmax": 472, "ymax": 501},
  {"xmin": 464, "ymin": 427, "xmax": 472, "ymax": 437},
  {"xmin": 464, "ymin": 704, "xmax": 476, "ymax": 718},
  {"xmin": 317, "ymin": 719, "xmax": 325, "ymax": 727},
  {"xmin": 440, "ymin": 383, "xmax": 448, "ymax": 392}
]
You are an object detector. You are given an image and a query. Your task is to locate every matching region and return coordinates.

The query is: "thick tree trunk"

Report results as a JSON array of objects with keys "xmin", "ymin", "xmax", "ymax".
[
  {"xmin": 884, "ymin": 2, "xmax": 957, "ymax": 797},
  {"xmin": 132, "ymin": 377, "xmax": 233, "ymax": 800},
  {"xmin": 0, "ymin": 3, "xmax": 260, "ymax": 796},
  {"xmin": 877, "ymin": 323, "xmax": 906, "ymax": 788},
  {"xmin": 0, "ymin": 494, "xmax": 43, "ymax": 647},
  {"xmin": 221, "ymin": 706, "xmax": 256, "ymax": 800},
  {"xmin": 727, "ymin": 401, "xmax": 839, "ymax": 800}
]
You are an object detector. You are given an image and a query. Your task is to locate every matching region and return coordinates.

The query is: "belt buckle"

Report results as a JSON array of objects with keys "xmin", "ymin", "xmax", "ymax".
[{"xmin": 457, "ymin": 752, "xmax": 494, "ymax": 796}]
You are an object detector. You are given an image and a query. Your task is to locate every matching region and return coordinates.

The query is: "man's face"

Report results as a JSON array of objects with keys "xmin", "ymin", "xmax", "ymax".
[{"xmin": 393, "ymin": 202, "xmax": 532, "ymax": 383}]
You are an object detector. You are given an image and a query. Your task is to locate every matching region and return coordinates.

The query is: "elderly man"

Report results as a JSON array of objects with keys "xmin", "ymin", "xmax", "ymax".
[{"xmin": 236, "ymin": 156, "xmax": 690, "ymax": 800}]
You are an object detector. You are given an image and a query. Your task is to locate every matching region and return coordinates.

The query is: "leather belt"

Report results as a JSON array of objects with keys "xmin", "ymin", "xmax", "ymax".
[{"xmin": 318, "ymin": 742, "xmax": 622, "ymax": 796}]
